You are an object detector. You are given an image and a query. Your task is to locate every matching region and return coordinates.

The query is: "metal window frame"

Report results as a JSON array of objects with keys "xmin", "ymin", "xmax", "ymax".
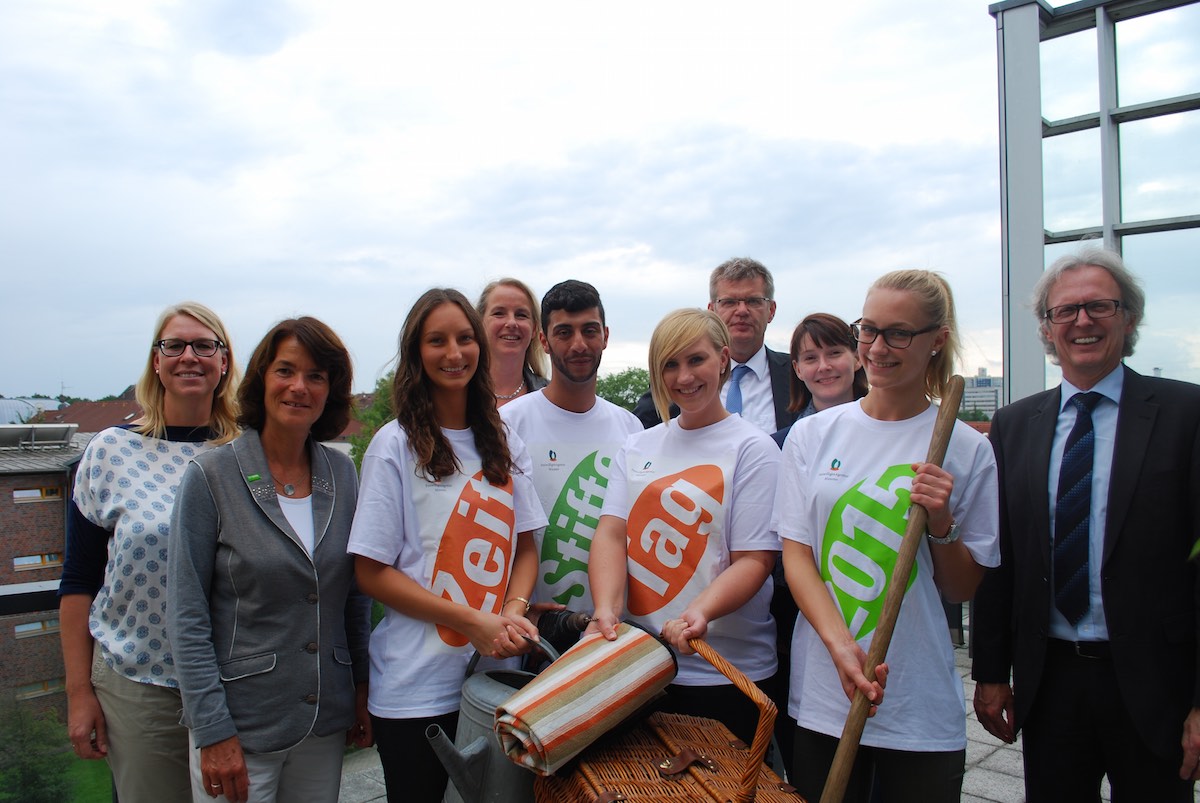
[{"xmin": 989, "ymin": 0, "xmax": 1200, "ymax": 402}]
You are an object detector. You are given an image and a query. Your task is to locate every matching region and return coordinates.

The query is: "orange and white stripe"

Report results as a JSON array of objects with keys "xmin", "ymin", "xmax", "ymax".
[{"xmin": 495, "ymin": 623, "xmax": 677, "ymax": 776}]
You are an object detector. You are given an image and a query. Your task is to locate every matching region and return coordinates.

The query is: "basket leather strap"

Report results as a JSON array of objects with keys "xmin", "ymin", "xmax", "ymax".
[{"xmin": 658, "ymin": 746, "xmax": 717, "ymax": 778}]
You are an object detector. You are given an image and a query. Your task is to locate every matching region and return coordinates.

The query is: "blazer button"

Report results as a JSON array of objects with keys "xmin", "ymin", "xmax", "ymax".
[
  {"xmin": 306, "ymin": 593, "xmax": 319, "ymax": 604},
  {"xmin": 305, "ymin": 642, "xmax": 318, "ymax": 654},
  {"xmin": 302, "ymin": 694, "xmax": 317, "ymax": 705}
]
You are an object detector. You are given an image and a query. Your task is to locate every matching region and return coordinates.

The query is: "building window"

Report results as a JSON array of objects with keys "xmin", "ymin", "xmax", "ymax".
[
  {"xmin": 14, "ymin": 678, "xmax": 65, "ymax": 701},
  {"xmin": 12, "ymin": 553, "xmax": 63, "ymax": 571},
  {"xmin": 14, "ymin": 617, "xmax": 60, "ymax": 639},
  {"xmin": 12, "ymin": 486, "xmax": 63, "ymax": 503}
]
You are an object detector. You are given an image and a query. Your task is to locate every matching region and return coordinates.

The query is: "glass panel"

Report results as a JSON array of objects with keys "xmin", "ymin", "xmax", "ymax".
[
  {"xmin": 1043, "ymin": 129, "xmax": 1101, "ymax": 233},
  {"xmin": 1120, "ymin": 110, "xmax": 1200, "ymax": 222},
  {"xmin": 1041, "ymin": 30, "xmax": 1098, "ymax": 122},
  {"xmin": 1122, "ymin": 229, "xmax": 1200, "ymax": 385},
  {"xmin": 1116, "ymin": 5, "xmax": 1200, "ymax": 107}
]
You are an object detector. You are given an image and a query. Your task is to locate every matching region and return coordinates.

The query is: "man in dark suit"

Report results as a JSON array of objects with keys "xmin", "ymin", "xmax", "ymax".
[
  {"xmin": 632, "ymin": 257, "xmax": 798, "ymax": 433},
  {"xmin": 972, "ymin": 247, "xmax": 1200, "ymax": 801}
]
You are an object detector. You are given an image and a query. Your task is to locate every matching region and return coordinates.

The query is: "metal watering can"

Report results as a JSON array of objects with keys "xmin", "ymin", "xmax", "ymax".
[{"xmin": 426, "ymin": 639, "xmax": 561, "ymax": 803}]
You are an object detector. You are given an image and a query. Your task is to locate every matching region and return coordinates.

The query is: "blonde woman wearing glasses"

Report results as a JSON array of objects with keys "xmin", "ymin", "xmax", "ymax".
[
  {"xmin": 58, "ymin": 302, "xmax": 240, "ymax": 802},
  {"xmin": 774, "ymin": 271, "xmax": 998, "ymax": 803}
]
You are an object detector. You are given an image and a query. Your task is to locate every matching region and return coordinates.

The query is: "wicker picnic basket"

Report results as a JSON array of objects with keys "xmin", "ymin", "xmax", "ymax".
[{"xmin": 535, "ymin": 638, "xmax": 805, "ymax": 802}]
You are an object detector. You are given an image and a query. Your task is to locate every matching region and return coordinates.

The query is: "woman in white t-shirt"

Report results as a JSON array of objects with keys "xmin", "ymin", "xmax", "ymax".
[
  {"xmin": 589, "ymin": 308, "xmax": 781, "ymax": 744},
  {"xmin": 775, "ymin": 270, "xmax": 999, "ymax": 803},
  {"xmin": 349, "ymin": 288, "xmax": 546, "ymax": 803}
]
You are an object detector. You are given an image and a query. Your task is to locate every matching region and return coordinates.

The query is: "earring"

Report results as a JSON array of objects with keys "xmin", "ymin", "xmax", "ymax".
[{"xmin": 931, "ymin": 350, "xmax": 938, "ymax": 356}]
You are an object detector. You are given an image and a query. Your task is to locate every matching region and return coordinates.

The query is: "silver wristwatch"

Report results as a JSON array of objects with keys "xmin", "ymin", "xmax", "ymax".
[{"xmin": 926, "ymin": 519, "xmax": 960, "ymax": 545}]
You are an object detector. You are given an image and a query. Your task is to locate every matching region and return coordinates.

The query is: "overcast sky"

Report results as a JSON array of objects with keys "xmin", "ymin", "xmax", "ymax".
[{"xmin": 2, "ymin": 0, "xmax": 1196, "ymax": 400}]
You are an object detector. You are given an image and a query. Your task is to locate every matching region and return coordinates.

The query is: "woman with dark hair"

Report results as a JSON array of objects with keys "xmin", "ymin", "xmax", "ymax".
[
  {"xmin": 169, "ymin": 317, "xmax": 371, "ymax": 803},
  {"xmin": 59, "ymin": 302, "xmax": 239, "ymax": 802},
  {"xmin": 476, "ymin": 278, "xmax": 548, "ymax": 406},
  {"xmin": 768, "ymin": 311, "xmax": 871, "ymax": 777},
  {"xmin": 775, "ymin": 271, "xmax": 998, "ymax": 802},
  {"xmin": 349, "ymin": 289, "xmax": 545, "ymax": 802},
  {"xmin": 772, "ymin": 312, "xmax": 870, "ymax": 446},
  {"xmin": 589, "ymin": 308, "xmax": 781, "ymax": 746}
]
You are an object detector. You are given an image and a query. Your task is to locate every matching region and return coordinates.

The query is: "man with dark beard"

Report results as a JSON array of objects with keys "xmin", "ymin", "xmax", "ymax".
[{"xmin": 500, "ymin": 280, "xmax": 642, "ymax": 616}]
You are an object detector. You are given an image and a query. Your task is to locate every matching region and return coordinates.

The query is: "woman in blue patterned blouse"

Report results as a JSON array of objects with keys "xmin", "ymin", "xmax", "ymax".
[{"xmin": 58, "ymin": 302, "xmax": 240, "ymax": 802}]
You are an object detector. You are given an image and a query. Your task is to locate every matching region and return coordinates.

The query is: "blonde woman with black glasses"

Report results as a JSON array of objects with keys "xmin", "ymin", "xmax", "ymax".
[
  {"xmin": 774, "ymin": 270, "xmax": 998, "ymax": 803},
  {"xmin": 59, "ymin": 302, "xmax": 239, "ymax": 802}
]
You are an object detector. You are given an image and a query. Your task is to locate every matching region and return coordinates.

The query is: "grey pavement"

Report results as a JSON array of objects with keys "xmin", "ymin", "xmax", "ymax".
[{"xmin": 338, "ymin": 638, "xmax": 1195, "ymax": 802}]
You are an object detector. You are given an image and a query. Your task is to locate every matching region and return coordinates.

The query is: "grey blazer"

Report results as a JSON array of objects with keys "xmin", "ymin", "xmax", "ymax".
[{"xmin": 168, "ymin": 429, "xmax": 370, "ymax": 753}]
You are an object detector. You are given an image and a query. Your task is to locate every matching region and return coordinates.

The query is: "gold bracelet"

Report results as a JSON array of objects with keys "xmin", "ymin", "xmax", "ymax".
[{"xmin": 504, "ymin": 596, "xmax": 531, "ymax": 614}]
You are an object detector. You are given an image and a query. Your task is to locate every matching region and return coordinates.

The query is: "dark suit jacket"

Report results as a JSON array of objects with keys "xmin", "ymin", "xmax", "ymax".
[
  {"xmin": 972, "ymin": 365, "xmax": 1200, "ymax": 763},
  {"xmin": 632, "ymin": 346, "xmax": 798, "ymax": 431}
]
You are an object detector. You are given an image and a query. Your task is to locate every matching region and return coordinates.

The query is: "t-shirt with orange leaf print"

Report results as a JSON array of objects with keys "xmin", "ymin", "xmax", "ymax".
[
  {"xmin": 601, "ymin": 414, "xmax": 781, "ymax": 686},
  {"xmin": 348, "ymin": 423, "xmax": 547, "ymax": 719}
]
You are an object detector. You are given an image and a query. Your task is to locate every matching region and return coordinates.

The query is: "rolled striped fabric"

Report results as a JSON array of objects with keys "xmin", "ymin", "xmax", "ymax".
[{"xmin": 494, "ymin": 622, "xmax": 677, "ymax": 776}]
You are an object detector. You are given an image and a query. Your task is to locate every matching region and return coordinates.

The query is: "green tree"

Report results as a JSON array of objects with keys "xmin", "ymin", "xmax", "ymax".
[
  {"xmin": 0, "ymin": 701, "xmax": 74, "ymax": 803},
  {"xmin": 596, "ymin": 367, "xmax": 650, "ymax": 412},
  {"xmin": 350, "ymin": 372, "xmax": 395, "ymax": 472},
  {"xmin": 957, "ymin": 408, "xmax": 990, "ymax": 422}
]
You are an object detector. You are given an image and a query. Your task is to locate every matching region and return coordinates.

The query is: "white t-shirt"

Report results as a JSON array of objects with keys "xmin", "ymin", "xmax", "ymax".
[
  {"xmin": 500, "ymin": 390, "xmax": 642, "ymax": 608},
  {"xmin": 347, "ymin": 421, "xmax": 547, "ymax": 718},
  {"xmin": 774, "ymin": 401, "xmax": 999, "ymax": 751},
  {"xmin": 601, "ymin": 414, "xmax": 781, "ymax": 686}
]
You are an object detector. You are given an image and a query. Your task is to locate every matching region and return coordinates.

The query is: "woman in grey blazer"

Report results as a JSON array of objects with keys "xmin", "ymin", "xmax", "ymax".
[{"xmin": 169, "ymin": 317, "xmax": 371, "ymax": 803}]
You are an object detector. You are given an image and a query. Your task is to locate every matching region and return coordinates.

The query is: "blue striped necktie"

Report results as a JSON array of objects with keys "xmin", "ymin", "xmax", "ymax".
[
  {"xmin": 726, "ymin": 364, "xmax": 751, "ymax": 415},
  {"xmin": 1054, "ymin": 391, "xmax": 1103, "ymax": 625}
]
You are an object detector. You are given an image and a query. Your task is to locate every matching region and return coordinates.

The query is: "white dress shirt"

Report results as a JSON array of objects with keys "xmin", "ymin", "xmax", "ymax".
[
  {"xmin": 718, "ymin": 344, "xmax": 775, "ymax": 434},
  {"xmin": 1046, "ymin": 365, "xmax": 1123, "ymax": 642}
]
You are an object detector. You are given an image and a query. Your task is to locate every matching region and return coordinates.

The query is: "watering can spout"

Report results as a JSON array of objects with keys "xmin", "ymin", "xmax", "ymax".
[{"xmin": 427, "ymin": 724, "xmax": 489, "ymax": 803}]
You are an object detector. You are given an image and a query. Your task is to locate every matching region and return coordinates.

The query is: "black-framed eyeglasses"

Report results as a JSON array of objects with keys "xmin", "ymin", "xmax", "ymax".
[
  {"xmin": 1044, "ymin": 298, "xmax": 1121, "ymax": 325},
  {"xmin": 851, "ymin": 321, "xmax": 939, "ymax": 349},
  {"xmin": 714, "ymin": 296, "xmax": 771, "ymax": 311},
  {"xmin": 155, "ymin": 338, "xmax": 224, "ymax": 357}
]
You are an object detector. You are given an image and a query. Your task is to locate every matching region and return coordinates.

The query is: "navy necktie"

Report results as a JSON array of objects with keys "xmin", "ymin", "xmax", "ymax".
[
  {"xmin": 726, "ymin": 365, "xmax": 751, "ymax": 415},
  {"xmin": 1054, "ymin": 391, "xmax": 1103, "ymax": 625}
]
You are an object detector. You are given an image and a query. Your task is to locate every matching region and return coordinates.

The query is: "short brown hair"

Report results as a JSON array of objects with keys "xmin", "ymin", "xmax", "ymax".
[{"xmin": 238, "ymin": 317, "xmax": 353, "ymax": 442}]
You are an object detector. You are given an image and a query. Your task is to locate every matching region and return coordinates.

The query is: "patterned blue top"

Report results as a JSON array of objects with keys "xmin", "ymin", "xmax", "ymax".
[{"xmin": 69, "ymin": 426, "xmax": 212, "ymax": 687}]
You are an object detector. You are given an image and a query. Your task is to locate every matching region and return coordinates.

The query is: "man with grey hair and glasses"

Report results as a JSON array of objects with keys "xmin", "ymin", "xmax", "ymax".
[
  {"xmin": 972, "ymin": 246, "xmax": 1200, "ymax": 801},
  {"xmin": 633, "ymin": 257, "xmax": 798, "ymax": 434}
]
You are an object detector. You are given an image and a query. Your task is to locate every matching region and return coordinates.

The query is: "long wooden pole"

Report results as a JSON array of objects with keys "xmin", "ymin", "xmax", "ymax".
[{"xmin": 819, "ymin": 375, "xmax": 966, "ymax": 803}]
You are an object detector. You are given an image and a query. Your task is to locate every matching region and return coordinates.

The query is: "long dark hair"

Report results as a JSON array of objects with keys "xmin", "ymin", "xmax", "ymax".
[
  {"xmin": 392, "ymin": 289, "xmax": 513, "ymax": 485},
  {"xmin": 787, "ymin": 312, "xmax": 869, "ymax": 413}
]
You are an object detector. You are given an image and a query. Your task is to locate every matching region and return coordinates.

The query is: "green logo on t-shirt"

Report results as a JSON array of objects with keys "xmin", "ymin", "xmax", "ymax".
[
  {"xmin": 541, "ymin": 450, "xmax": 612, "ymax": 605},
  {"xmin": 821, "ymin": 463, "xmax": 918, "ymax": 640}
]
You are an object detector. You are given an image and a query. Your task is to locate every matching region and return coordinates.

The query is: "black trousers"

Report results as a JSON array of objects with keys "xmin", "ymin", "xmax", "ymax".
[
  {"xmin": 371, "ymin": 711, "xmax": 459, "ymax": 803},
  {"xmin": 792, "ymin": 726, "xmax": 964, "ymax": 803},
  {"xmin": 1022, "ymin": 639, "xmax": 1194, "ymax": 803}
]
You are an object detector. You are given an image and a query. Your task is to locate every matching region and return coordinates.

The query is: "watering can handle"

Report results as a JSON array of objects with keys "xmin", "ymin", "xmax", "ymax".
[{"xmin": 464, "ymin": 634, "xmax": 561, "ymax": 677}]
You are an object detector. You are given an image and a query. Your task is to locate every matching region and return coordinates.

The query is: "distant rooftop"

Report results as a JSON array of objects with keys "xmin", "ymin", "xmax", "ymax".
[
  {"xmin": 41, "ymin": 400, "xmax": 142, "ymax": 433},
  {"xmin": 0, "ymin": 398, "xmax": 62, "ymax": 424},
  {"xmin": 0, "ymin": 425, "xmax": 89, "ymax": 475}
]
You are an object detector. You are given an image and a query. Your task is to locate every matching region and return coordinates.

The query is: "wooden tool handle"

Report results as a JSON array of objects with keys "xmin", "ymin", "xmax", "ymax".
[{"xmin": 820, "ymin": 375, "xmax": 966, "ymax": 803}]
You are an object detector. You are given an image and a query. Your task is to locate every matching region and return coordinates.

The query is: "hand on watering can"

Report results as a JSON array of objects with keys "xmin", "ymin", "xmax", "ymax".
[{"xmin": 463, "ymin": 609, "xmax": 536, "ymax": 659}]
